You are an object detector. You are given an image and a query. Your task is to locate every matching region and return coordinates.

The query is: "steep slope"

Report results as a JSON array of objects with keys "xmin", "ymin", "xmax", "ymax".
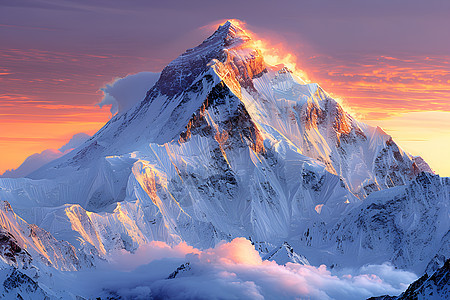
[
  {"xmin": 239, "ymin": 68, "xmax": 402, "ymax": 196},
  {"xmin": 0, "ymin": 201, "xmax": 97, "ymax": 299},
  {"xmin": 0, "ymin": 268, "xmax": 51, "ymax": 300},
  {"xmin": 298, "ymin": 172, "xmax": 449, "ymax": 273},
  {"xmin": 0, "ymin": 201, "xmax": 95, "ymax": 271}
]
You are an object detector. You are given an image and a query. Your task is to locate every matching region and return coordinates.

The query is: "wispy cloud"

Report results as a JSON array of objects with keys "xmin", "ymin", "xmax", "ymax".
[
  {"xmin": 301, "ymin": 53, "xmax": 450, "ymax": 119},
  {"xmin": 0, "ymin": 23, "xmax": 59, "ymax": 31}
]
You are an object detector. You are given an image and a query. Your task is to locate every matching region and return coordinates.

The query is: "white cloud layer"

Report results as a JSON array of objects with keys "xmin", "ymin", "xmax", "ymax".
[
  {"xmin": 53, "ymin": 238, "xmax": 416, "ymax": 299},
  {"xmin": 97, "ymin": 72, "xmax": 160, "ymax": 115}
]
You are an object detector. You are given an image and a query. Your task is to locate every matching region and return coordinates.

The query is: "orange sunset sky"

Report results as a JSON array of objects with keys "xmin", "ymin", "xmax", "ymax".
[{"xmin": 1, "ymin": 1, "xmax": 449, "ymax": 177}]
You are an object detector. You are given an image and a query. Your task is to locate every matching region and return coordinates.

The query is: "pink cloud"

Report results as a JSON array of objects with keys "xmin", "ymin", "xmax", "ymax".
[
  {"xmin": 90, "ymin": 238, "xmax": 417, "ymax": 299},
  {"xmin": 301, "ymin": 53, "xmax": 450, "ymax": 119}
]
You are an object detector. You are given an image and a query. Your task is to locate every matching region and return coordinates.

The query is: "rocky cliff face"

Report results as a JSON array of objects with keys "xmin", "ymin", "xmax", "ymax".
[{"xmin": 0, "ymin": 226, "xmax": 31, "ymax": 269}]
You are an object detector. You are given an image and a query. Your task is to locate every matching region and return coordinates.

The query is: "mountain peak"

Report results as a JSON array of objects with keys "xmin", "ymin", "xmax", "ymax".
[
  {"xmin": 153, "ymin": 20, "xmax": 260, "ymax": 97},
  {"xmin": 214, "ymin": 20, "xmax": 251, "ymax": 43},
  {"xmin": 175, "ymin": 19, "xmax": 252, "ymax": 63}
]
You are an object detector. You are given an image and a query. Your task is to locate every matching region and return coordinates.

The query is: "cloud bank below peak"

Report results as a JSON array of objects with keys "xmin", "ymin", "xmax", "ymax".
[{"xmin": 60, "ymin": 238, "xmax": 417, "ymax": 300}]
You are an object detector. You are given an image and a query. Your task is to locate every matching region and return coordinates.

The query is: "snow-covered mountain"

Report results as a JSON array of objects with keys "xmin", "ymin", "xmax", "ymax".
[
  {"xmin": 0, "ymin": 201, "xmax": 96, "ymax": 271},
  {"xmin": 32, "ymin": 21, "xmax": 429, "ymax": 198},
  {"xmin": 296, "ymin": 172, "xmax": 449, "ymax": 273},
  {"xmin": 0, "ymin": 20, "xmax": 447, "ymax": 299}
]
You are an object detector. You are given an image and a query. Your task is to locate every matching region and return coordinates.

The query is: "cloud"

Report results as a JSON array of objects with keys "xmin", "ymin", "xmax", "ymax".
[
  {"xmin": 1, "ymin": 132, "xmax": 90, "ymax": 178},
  {"xmin": 64, "ymin": 238, "xmax": 417, "ymax": 300},
  {"xmin": 97, "ymin": 72, "xmax": 160, "ymax": 115},
  {"xmin": 148, "ymin": 238, "xmax": 416, "ymax": 300},
  {"xmin": 58, "ymin": 132, "xmax": 90, "ymax": 152},
  {"xmin": 104, "ymin": 241, "xmax": 200, "ymax": 272},
  {"xmin": 301, "ymin": 54, "xmax": 450, "ymax": 119}
]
